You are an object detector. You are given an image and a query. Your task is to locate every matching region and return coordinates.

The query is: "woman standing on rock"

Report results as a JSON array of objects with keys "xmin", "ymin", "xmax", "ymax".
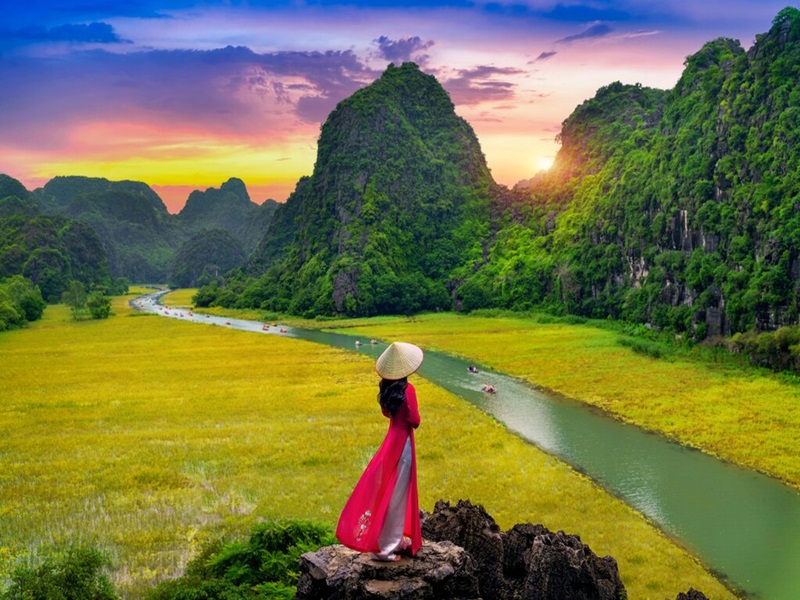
[{"xmin": 336, "ymin": 341, "xmax": 423, "ymax": 561}]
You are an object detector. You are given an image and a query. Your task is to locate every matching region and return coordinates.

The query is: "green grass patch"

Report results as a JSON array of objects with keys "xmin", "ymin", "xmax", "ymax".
[
  {"xmin": 159, "ymin": 289, "xmax": 195, "ymax": 309},
  {"xmin": 0, "ymin": 298, "xmax": 737, "ymax": 599},
  {"xmin": 617, "ymin": 336, "xmax": 668, "ymax": 360}
]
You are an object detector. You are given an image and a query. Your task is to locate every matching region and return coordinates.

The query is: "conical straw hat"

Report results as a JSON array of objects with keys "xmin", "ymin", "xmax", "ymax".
[{"xmin": 375, "ymin": 342, "xmax": 424, "ymax": 380}]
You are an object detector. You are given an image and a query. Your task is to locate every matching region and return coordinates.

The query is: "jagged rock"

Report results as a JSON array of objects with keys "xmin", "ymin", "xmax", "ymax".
[
  {"xmin": 519, "ymin": 529, "xmax": 624, "ymax": 600},
  {"xmin": 295, "ymin": 540, "xmax": 481, "ymax": 600},
  {"xmin": 298, "ymin": 500, "xmax": 712, "ymax": 599},
  {"xmin": 674, "ymin": 589, "xmax": 710, "ymax": 600},
  {"xmin": 421, "ymin": 499, "xmax": 626, "ymax": 600},
  {"xmin": 421, "ymin": 499, "xmax": 505, "ymax": 600}
]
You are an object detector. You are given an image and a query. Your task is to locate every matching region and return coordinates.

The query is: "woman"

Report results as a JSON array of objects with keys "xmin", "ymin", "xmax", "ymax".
[{"xmin": 336, "ymin": 341, "xmax": 423, "ymax": 561}]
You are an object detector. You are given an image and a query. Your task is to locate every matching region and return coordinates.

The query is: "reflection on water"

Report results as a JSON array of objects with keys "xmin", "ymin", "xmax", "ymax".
[{"xmin": 136, "ymin": 293, "xmax": 800, "ymax": 599}]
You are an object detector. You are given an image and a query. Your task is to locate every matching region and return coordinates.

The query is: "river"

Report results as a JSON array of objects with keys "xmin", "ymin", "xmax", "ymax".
[{"xmin": 134, "ymin": 292, "xmax": 800, "ymax": 599}]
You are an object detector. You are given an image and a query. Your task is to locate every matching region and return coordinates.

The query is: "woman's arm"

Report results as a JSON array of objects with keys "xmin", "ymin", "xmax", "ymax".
[{"xmin": 405, "ymin": 383, "xmax": 421, "ymax": 429}]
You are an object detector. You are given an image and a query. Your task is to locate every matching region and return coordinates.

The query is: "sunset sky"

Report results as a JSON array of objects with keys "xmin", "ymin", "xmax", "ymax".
[{"xmin": 1, "ymin": 1, "xmax": 794, "ymax": 212}]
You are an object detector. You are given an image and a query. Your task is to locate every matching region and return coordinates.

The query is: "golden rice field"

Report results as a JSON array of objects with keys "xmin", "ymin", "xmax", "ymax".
[
  {"xmin": 330, "ymin": 312, "xmax": 800, "ymax": 490},
  {"xmin": 0, "ymin": 291, "xmax": 736, "ymax": 599}
]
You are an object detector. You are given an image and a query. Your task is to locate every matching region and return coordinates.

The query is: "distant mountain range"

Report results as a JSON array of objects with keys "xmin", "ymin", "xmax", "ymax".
[
  {"xmin": 3, "ymin": 7, "xmax": 800, "ymax": 341},
  {"xmin": 0, "ymin": 173, "xmax": 278, "ymax": 295}
]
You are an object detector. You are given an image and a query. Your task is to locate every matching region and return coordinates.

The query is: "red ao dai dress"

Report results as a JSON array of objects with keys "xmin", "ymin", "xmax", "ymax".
[{"xmin": 336, "ymin": 382, "xmax": 422, "ymax": 558}]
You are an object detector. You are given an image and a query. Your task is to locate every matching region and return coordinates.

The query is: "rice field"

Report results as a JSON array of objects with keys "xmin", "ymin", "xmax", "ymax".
[{"xmin": 0, "ymin": 293, "xmax": 737, "ymax": 598}]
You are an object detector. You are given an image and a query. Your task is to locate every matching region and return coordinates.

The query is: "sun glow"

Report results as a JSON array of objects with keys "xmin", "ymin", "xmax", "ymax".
[{"xmin": 536, "ymin": 156, "xmax": 554, "ymax": 172}]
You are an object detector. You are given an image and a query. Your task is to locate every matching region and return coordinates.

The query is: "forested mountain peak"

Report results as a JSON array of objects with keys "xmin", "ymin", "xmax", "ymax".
[
  {"xmin": 310, "ymin": 60, "xmax": 492, "ymax": 210},
  {"xmin": 217, "ymin": 62, "xmax": 496, "ymax": 316},
  {"xmin": 0, "ymin": 174, "xmax": 39, "ymax": 218},
  {"xmin": 219, "ymin": 177, "xmax": 251, "ymax": 203},
  {"xmin": 314, "ymin": 62, "xmax": 481, "ymax": 173},
  {"xmin": 673, "ymin": 38, "xmax": 745, "ymax": 99},
  {"xmin": 179, "ymin": 177, "xmax": 253, "ymax": 221},
  {"xmin": 553, "ymin": 81, "xmax": 667, "ymax": 182},
  {"xmin": 34, "ymin": 175, "xmax": 168, "ymax": 215},
  {"xmin": 0, "ymin": 174, "xmax": 33, "ymax": 203},
  {"xmin": 469, "ymin": 7, "xmax": 800, "ymax": 340},
  {"xmin": 749, "ymin": 6, "xmax": 800, "ymax": 61},
  {"xmin": 1, "ymin": 173, "xmax": 276, "ymax": 284},
  {"xmin": 176, "ymin": 177, "xmax": 269, "ymax": 258}
]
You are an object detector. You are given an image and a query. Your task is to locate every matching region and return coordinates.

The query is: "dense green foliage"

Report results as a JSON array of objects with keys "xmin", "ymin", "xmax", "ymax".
[
  {"xmin": 61, "ymin": 280, "xmax": 112, "ymax": 320},
  {"xmin": 49, "ymin": 184, "xmax": 183, "ymax": 282},
  {"xmin": 1, "ymin": 546, "xmax": 117, "ymax": 600},
  {"xmin": 199, "ymin": 62, "xmax": 497, "ymax": 317},
  {"xmin": 0, "ymin": 275, "xmax": 46, "ymax": 331},
  {"xmin": 0, "ymin": 521, "xmax": 333, "ymax": 599},
  {"xmin": 0, "ymin": 195, "xmax": 39, "ymax": 218},
  {"xmin": 168, "ymin": 228, "xmax": 247, "ymax": 288},
  {"xmin": 723, "ymin": 325, "xmax": 800, "ymax": 372},
  {"xmin": 461, "ymin": 8, "xmax": 800, "ymax": 342},
  {"xmin": 0, "ymin": 175, "xmax": 33, "ymax": 207},
  {"xmin": 0, "ymin": 212, "xmax": 113, "ymax": 302},
  {"xmin": 145, "ymin": 521, "xmax": 335, "ymax": 600}
]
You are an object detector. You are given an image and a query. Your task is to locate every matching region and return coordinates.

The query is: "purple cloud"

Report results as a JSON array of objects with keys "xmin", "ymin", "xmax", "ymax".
[
  {"xmin": 533, "ymin": 50, "xmax": 557, "ymax": 62},
  {"xmin": 0, "ymin": 21, "xmax": 130, "ymax": 50},
  {"xmin": 373, "ymin": 35, "xmax": 435, "ymax": 65},
  {"xmin": 441, "ymin": 65, "xmax": 525, "ymax": 106},
  {"xmin": 555, "ymin": 23, "xmax": 614, "ymax": 44},
  {"xmin": 0, "ymin": 45, "xmax": 380, "ymax": 148}
]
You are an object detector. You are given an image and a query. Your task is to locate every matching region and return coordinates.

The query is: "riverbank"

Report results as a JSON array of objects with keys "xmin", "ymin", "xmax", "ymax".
[
  {"xmin": 318, "ymin": 311, "xmax": 800, "ymax": 492},
  {"xmin": 0, "ymin": 292, "xmax": 735, "ymax": 598}
]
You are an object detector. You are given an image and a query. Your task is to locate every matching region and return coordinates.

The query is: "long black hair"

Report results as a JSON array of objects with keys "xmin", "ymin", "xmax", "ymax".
[{"xmin": 378, "ymin": 377, "xmax": 407, "ymax": 417}]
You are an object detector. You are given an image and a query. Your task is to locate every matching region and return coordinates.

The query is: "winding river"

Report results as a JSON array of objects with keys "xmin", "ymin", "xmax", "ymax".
[{"xmin": 135, "ymin": 292, "xmax": 800, "ymax": 599}]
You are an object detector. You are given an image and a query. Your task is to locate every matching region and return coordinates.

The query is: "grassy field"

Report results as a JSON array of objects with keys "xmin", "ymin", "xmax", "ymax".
[{"xmin": 0, "ymin": 292, "xmax": 736, "ymax": 598}]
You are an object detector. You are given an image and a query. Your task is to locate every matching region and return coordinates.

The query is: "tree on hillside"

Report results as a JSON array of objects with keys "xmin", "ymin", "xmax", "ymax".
[
  {"xmin": 0, "ymin": 276, "xmax": 46, "ymax": 331},
  {"xmin": 62, "ymin": 280, "xmax": 87, "ymax": 319},
  {"xmin": 3, "ymin": 275, "xmax": 46, "ymax": 321},
  {"xmin": 61, "ymin": 281, "xmax": 112, "ymax": 320},
  {"xmin": 86, "ymin": 290, "xmax": 111, "ymax": 319},
  {"xmin": 22, "ymin": 248, "xmax": 71, "ymax": 302},
  {"xmin": 110, "ymin": 277, "xmax": 130, "ymax": 296}
]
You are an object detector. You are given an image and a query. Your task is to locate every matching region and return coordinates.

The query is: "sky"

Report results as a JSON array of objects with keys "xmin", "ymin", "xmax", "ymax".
[{"xmin": 0, "ymin": 1, "xmax": 795, "ymax": 213}]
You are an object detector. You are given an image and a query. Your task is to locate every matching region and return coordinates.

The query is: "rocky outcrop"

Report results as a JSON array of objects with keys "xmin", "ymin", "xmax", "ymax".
[
  {"xmin": 421, "ymin": 500, "xmax": 626, "ymax": 600},
  {"xmin": 675, "ymin": 589, "xmax": 709, "ymax": 600},
  {"xmin": 419, "ymin": 500, "xmax": 506, "ymax": 600},
  {"xmin": 295, "ymin": 540, "xmax": 480, "ymax": 599},
  {"xmin": 296, "ymin": 499, "xmax": 636, "ymax": 600}
]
